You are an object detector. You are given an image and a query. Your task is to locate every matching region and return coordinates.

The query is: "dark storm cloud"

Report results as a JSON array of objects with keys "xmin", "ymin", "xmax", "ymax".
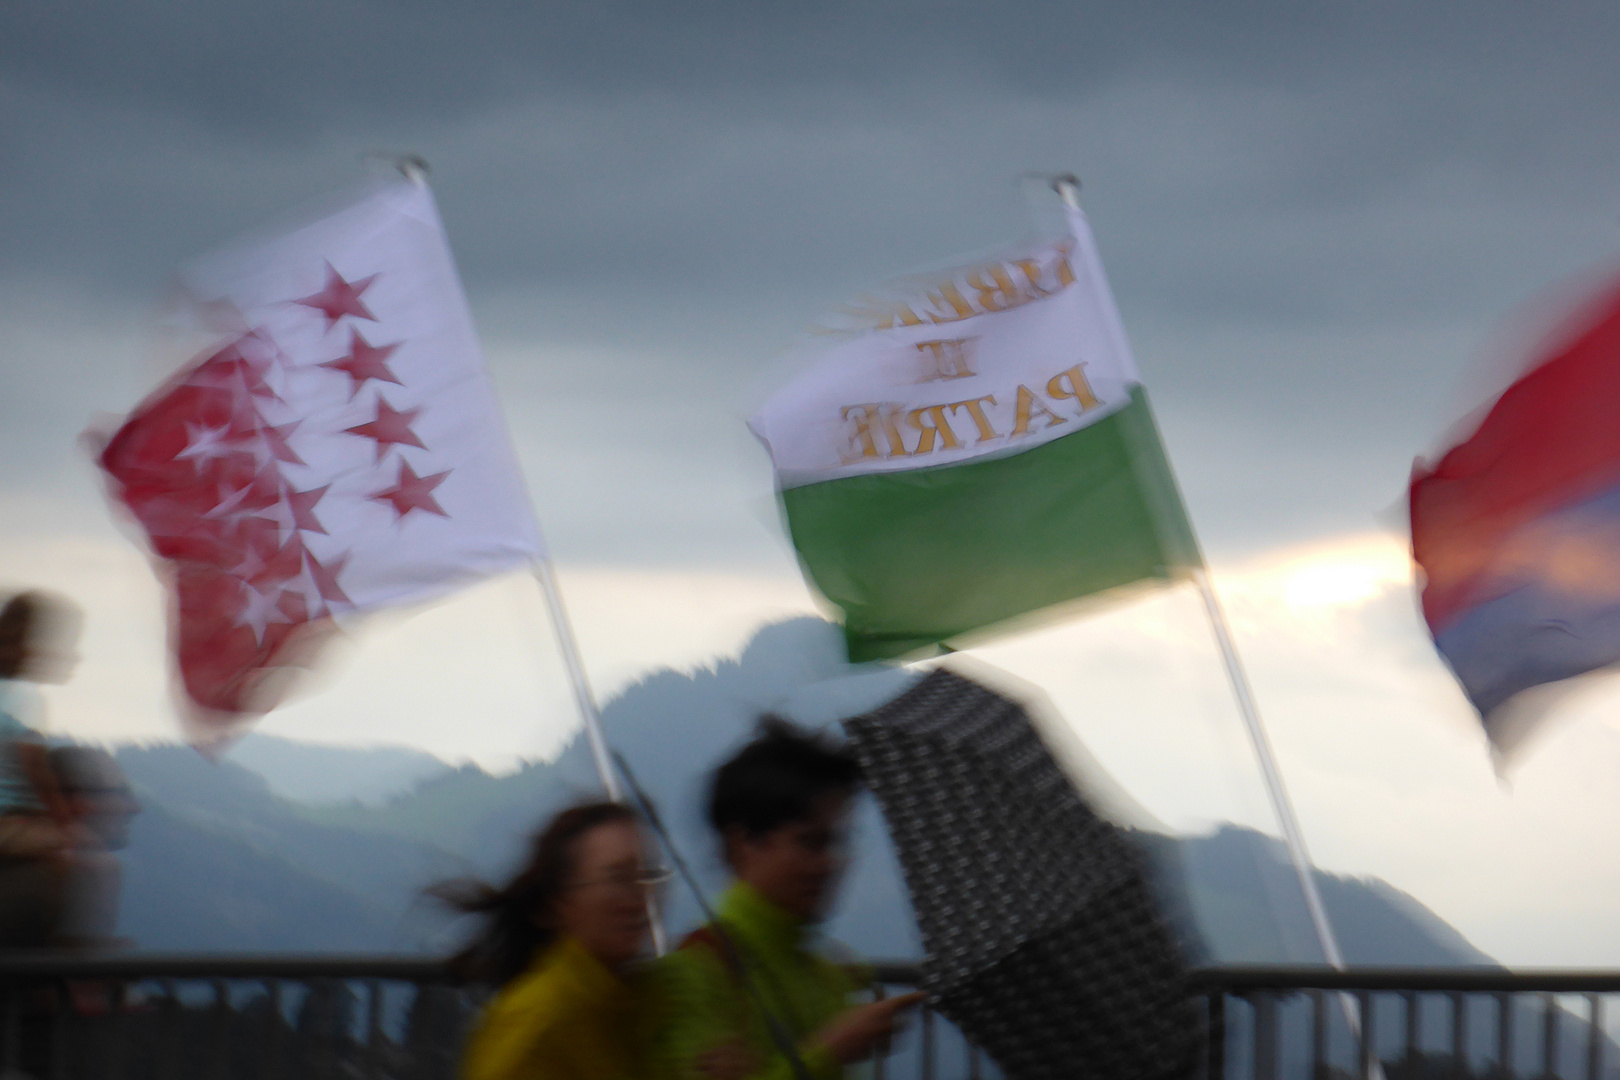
[
  {"xmin": 6, "ymin": 0, "xmax": 1620, "ymax": 326},
  {"xmin": 7, "ymin": 1, "xmax": 1620, "ymax": 562}
]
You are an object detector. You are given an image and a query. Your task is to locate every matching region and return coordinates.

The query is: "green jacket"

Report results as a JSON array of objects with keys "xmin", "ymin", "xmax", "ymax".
[{"xmin": 653, "ymin": 882, "xmax": 867, "ymax": 1080}]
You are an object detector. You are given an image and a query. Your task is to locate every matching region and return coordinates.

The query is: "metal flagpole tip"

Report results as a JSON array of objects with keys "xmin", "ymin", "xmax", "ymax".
[
  {"xmin": 395, "ymin": 155, "xmax": 430, "ymax": 186},
  {"xmin": 360, "ymin": 151, "xmax": 431, "ymax": 185},
  {"xmin": 1049, "ymin": 173, "xmax": 1082, "ymax": 210}
]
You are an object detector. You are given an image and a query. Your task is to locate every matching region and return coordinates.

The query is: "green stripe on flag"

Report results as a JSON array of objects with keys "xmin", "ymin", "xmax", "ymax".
[{"xmin": 781, "ymin": 388, "xmax": 1201, "ymax": 662}]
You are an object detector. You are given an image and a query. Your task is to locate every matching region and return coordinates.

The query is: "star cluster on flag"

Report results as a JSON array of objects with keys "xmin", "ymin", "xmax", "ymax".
[{"xmin": 98, "ymin": 264, "xmax": 453, "ymax": 715}]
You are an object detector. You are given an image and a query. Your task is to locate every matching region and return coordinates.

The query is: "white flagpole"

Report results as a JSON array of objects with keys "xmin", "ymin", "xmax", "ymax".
[
  {"xmin": 531, "ymin": 554, "xmax": 670, "ymax": 955},
  {"xmin": 1188, "ymin": 567, "xmax": 1345, "ymax": 967},
  {"xmin": 1054, "ymin": 175, "xmax": 1377, "ymax": 1071},
  {"xmin": 388, "ymin": 157, "xmax": 623, "ymax": 801},
  {"xmin": 389, "ymin": 159, "xmax": 662, "ymax": 951},
  {"xmin": 1051, "ymin": 175, "xmax": 1349, "ymax": 971},
  {"xmin": 530, "ymin": 555, "xmax": 621, "ymax": 802}
]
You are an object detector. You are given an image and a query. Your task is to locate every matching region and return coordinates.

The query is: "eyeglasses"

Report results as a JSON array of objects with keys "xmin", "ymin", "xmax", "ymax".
[{"xmin": 566, "ymin": 867, "xmax": 673, "ymax": 894}]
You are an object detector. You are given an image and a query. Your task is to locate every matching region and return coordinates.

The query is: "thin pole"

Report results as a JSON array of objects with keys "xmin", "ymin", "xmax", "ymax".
[
  {"xmin": 1191, "ymin": 570, "xmax": 1345, "ymax": 968},
  {"xmin": 530, "ymin": 555, "xmax": 619, "ymax": 800},
  {"xmin": 398, "ymin": 158, "xmax": 652, "ymax": 945},
  {"xmin": 530, "ymin": 554, "xmax": 668, "ymax": 955},
  {"xmin": 1050, "ymin": 172, "xmax": 1348, "ymax": 971},
  {"xmin": 1050, "ymin": 172, "xmax": 1376, "ymax": 1073}
]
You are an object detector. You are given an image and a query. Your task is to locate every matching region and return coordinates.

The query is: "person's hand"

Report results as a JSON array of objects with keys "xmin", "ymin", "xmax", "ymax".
[
  {"xmin": 696, "ymin": 1038, "xmax": 759, "ymax": 1080},
  {"xmin": 811, "ymin": 991, "xmax": 927, "ymax": 1064}
]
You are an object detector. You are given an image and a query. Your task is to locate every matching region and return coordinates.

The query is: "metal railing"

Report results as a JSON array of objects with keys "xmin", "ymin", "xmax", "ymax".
[
  {"xmin": 0, "ymin": 956, "xmax": 1613, "ymax": 1080},
  {"xmin": 1192, "ymin": 966, "xmax": 1620, "ymax": 1080},
  {"xmin": 0, "ymin": 953, "xmax": 466, "ymax": 1080},
  {"xmin": 0, "ymin": 954, "xmax": 953, "ymax": 1080}
]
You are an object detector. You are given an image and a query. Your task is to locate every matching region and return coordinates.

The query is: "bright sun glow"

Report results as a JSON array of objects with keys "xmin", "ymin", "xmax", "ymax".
[{"xmin": 1228, "ymin": 533, "xmax": 1415, "ymax": 613}]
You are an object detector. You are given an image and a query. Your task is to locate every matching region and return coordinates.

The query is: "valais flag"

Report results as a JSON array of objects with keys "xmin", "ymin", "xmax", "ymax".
[{"xmin": 95, "ymin": 178, "xmax": 541, "ymax": 743}]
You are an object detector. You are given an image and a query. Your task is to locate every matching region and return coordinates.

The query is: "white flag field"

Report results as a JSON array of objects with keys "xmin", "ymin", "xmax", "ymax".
[
  {"xmin": 96, "ymin": 178, "xmax": 540, "ymax": 740},
  {"xmin": 749, "ymin": 205, "xmax": 1199, "ymax": 661}
]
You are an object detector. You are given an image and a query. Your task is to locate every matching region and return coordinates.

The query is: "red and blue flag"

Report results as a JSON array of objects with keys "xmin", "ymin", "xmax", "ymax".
[{"xmin": 1411, "ymin": 276, "xmax": 1620, "ymax": 750}]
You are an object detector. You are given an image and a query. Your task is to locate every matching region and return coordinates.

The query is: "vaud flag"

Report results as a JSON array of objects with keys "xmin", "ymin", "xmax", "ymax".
[
  {"xmin": 750, "ymin": 203, "xmax": 1198, "ymax": 661},
  {"xmin": 96, "ymin": 177, "xmax": 541, "ymax": 741}
]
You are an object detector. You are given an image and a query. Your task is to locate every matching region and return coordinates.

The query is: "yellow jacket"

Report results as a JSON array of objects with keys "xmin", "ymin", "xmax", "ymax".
[{"xmin": 461, "ymin": 935, "xmax": 651, "ymax": 1080}]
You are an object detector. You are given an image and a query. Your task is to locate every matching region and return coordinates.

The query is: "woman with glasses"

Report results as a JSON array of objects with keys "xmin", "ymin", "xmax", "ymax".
[{"xmin": 439, "ymin": 801, "xmax": 671, "ymax": 1080}]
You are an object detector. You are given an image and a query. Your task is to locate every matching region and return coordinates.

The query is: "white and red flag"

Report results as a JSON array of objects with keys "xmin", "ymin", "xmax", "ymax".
[{"xmin": 96, "ymin": 177, "xmax": 541, "ymax": 743}]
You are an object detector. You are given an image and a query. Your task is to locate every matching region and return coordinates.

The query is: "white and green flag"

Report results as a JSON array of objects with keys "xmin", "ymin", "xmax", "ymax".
[{"xmin": 750, "ymin": 205, "xmax": 1199, "ymax": 661}]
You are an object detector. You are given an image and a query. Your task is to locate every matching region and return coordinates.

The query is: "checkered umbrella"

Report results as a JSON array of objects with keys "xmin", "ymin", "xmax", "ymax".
[{"xmin": 843, "ymin": 667, "xmax": 1201, "ymax": 1080}]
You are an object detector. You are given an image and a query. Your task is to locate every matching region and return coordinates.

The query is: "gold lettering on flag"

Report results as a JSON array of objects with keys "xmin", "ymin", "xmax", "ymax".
[
  {"xmin": 837, "ymin": 364, "xmax": 1102, "ymax": 461},
  {"xmin": 828, "ymin": 245, "xmax": 1077, "ymax": 332},
  {"xmin": 915, "ymin": 337, "xmax": 978, "ymax": 382}
]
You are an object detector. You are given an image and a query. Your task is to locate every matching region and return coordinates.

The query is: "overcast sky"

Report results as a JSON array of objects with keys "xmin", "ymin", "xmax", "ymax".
[{"xmin": 8, "ymin": 2, "xmax": 1620, "ymax": 968}]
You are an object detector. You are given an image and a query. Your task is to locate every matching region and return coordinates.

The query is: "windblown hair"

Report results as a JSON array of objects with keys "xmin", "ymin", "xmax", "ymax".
[
  {"xmin": 431, "ymin": 800, "xmax": 637, "ymax": 988},
  {"xmin": 708, "ymin": 715, "xmax": 861, "ymax": 847}
]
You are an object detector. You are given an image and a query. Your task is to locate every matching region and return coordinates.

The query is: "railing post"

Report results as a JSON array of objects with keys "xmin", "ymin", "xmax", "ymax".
[
  {"xmin": 1313, "ymin": 989, "xmax": 1328, "ymax": 1080},
  {"xmin": 107, "ymin": 978, "xmax": 128, "ymax": 1080},
  {"xmin": 1359, "ymin": 991, "xmax": 1377, "ymax": 1080},
  {"xmin": 917, "ymin": 1003, "xmax": 934, "ymax": 1080},
  {"xmin": 367, "ymin": 979, "xmax": 385, "ymax": 1080},
  {"xmin": 1405, "ymin": 992, "xmax": 1420, "ymax": 1067},
  {"xmin": 873, "ymin": 981, "xmax": 887, "ymax": 1080},
  {"xmin": 1500, "ymin": 991, "xmax": 1517, "ymax": 1079},
  {"xmin": 211, "ymin": 978, "xmax": 231, "ymax": 1080},
  {"xmin": 1253, "ymin": 992, "xmax": 1277, "ymax": 1080},
  {"xmin": 1587, "ymin": 995, "xmax": 1603, "ymax": 1080},
  {"xmin": 264, "ymin": 980, "xmax": 283, "ymax": 1080},
  {"xmin": 160, "ymin": 977, "xmax": 181, "ymax": 1080},
  {"xmin": 1543, "ymin": 994, "xmax": 1559, "ymax": 1080},
  {"xmin": 1207, "ymin": 991, "xmax": 1226, "ymax": 1080},
  {"xmin": 1452, "ymin": 992, "xmax": 1469, "ymax": 1080}
]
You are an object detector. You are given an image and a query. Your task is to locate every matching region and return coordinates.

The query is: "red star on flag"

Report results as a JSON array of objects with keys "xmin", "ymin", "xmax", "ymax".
[
  {"xmin": 174, "ymin": 422, "xmax": 234, "ymax": 465},
  {"xmin": 321, "ymin": 330, "xmax": 402, "ymax": 398},
  {"xmin": 304, "ymin": 549, "xmax": 351, "ymax": 605},
  {"xmin": 296, "ymin": 262, "xmax": 378, "ymax": 328},
  {"xmin": 190, "ymin": 340, "xmax": 281, "ymax": 402},
  {"xmin": 253, "ymin": 420, "xmax": 305, "ymax": 466},
  {"xmin": 370, "ymin": 461, "xmax": 450, "ymax": 520},
  {"xmin": 344, "ymin": 397, "xmax": 426, "ymax": 459},
  {"xmin": 235, "ymin": 580, "xmax": 294, "ymax": 644},
  {"xmin": 285, "ymin": 485, "xmax": 329, "ymax": 534},
  {"xmin": 92, "ymin": 178, "xmax": 545, "ymax": 744}
]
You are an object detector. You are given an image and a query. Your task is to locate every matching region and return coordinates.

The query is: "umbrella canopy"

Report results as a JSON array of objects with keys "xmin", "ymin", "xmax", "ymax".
[{"xmin": 843, "ymin": 667, "xmax": 1201, "ymax": 1080}]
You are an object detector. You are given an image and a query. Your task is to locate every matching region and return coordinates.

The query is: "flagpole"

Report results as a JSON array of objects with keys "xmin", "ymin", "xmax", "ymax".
[
  {"xmin": 1050, "ymin": 175, "xmax": 1349, "ymax": 972},
  {"xmin": 1188, "ymin": 568, "xmax": 1346, "ymax": 966},
  {"xmin": 529, "ymin": 555, "xmax": 620, "ymax": 802},
  {"xmin": 530, "ymin": 552, "xmax": 671, "ymax": 956},
  {"xmin": 392, "ymin": 158, "xmax": 662, "ymax": 950},
  {"xmin": 387, "ymin": 158, "xmax": 624, "ymax": 803}
]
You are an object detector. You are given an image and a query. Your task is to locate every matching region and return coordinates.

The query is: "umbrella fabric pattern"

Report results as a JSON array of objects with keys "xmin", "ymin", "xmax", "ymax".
[{"xmin": 843, "ymin": 668, "xmax": 1200, "ymax": 1080}]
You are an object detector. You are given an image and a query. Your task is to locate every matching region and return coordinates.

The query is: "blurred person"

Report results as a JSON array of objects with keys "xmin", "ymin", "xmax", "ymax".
[
  {"xmin": 655, "ymin": 718, "xmax": 923, "ymax": 1080},
  {"xmin": 438, "ymin": 801, "xmax": 669, "ymax": 1080},
  {"xmin": 48, "ymin": 746, "xmax": 138, "ymax": 947},
  {"xmin": 0, "ymin": 591, "xmax": 87, "ymax": 948}
]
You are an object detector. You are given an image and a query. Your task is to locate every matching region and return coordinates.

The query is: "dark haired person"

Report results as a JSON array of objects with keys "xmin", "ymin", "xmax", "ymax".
[
  {"xmin": 445, "ymin": 801, "xmax": 669, "ymax": 1080},
  {"xmin": 0, "ymin": 592, "xmax": 86, "ymax": 947},
  {"xmin": 656, "ymin": 719, "xmax": 922, "ymax": 1080}
]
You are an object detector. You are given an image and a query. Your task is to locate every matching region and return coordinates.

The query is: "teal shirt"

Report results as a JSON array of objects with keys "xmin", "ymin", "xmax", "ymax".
[
  {"xmin": 0, "ymin": 682, "xmax": 43, "ymax": 815},
  {"xmin": 654, "ymin": 883, "xmax": 868, "ymax": 1080}
]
